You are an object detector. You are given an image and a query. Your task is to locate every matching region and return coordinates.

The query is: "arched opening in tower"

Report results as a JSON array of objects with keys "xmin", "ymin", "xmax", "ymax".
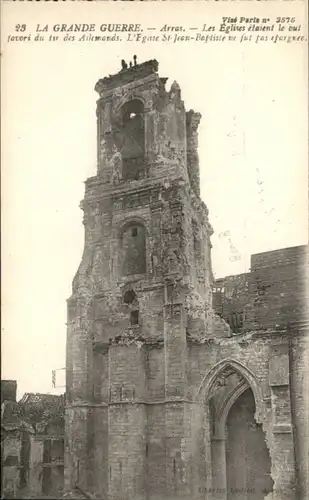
[
  {"xmin": 226, "ymin": 388, "xmax": 273, "ymax": 500},
  {"xmin": 121, "ymin": 224, "xmax": 146, "ymax": 276},
  {"xmin": 120, "ymin": 99, "xmax": 145, "ymax": 181}
]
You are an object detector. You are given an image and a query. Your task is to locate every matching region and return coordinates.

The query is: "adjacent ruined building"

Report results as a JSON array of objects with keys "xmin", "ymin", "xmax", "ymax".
[
  {"xmin": 213, "ymin": 245, "xmax": 309, "ymax": 335},
  {"xmin": 1, "ymin": 381, "xmax": 64, "ymax": 499},
  {"xmin": 61, "ymin": 58, "xmax": 308, "ymax": 500}
]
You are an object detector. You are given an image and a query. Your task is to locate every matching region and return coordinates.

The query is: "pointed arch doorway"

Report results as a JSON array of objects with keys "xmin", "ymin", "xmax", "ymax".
[
  {"xmin": 225, "ymin": 387, "xmax": 273, "ymax": 500},
  {"xmin": 198, "ymin": 360, "xmax": 274, "ymax": 500}
]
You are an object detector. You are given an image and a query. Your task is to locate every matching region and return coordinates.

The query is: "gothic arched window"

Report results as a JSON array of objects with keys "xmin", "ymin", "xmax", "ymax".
[
  {"xmin": 120, "ymin": 99, "xmax": 145, "ymax": 181},
  {"xmin": 121, "ymin": 223, "xmax": 146, "ymax": 276}
]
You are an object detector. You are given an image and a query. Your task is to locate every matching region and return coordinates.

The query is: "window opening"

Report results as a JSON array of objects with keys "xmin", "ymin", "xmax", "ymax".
[
  {"xmin": 19, "ymin": 469, "xmax": 28, "ymax": 489},
  {"xmin": 122, "ymin": 223, "xmax": 146, "ymax": 276},
  {"xmin": 130, "ymin": 310, "xmax": 139, "ymax": 326},
  {"xmin": 123, "ymin": 290, "xmax": 137, "ymax": 305},
  {"xmin": 120, "ymin": 99, "xmax": 145, "ymax": 181},
  {"xmin": 239, "ymin": 312, "xmax": 244, "ymax": 328},
  {"xmin": 43, "ymin": 440, "xmax": 51, "ymax": 464},
  {"xmin": 227, "ymin": 311, "xmax": 244, "ymax": 333}
]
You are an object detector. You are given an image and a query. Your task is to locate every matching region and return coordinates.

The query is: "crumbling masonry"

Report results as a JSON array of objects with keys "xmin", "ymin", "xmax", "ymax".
[{"xmin": 65, "ymin": 59, "xmax": 309, "ymax": 500}]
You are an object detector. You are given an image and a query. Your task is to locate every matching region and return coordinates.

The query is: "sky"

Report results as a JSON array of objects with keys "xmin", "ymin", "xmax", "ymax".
[{"xmin": 1, "ymin": 2, "xmax": 308, "ymax": 399}]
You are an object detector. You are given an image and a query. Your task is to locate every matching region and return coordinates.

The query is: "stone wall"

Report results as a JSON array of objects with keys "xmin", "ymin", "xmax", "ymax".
[
  {"xmin": 212, "ymin": 273, "xmax": 249, "ymax": 333},
  {"xmin": 65, "ymin": 58, "xmax": 308, "ymax": 500},
  {"xmin": 213, "ymin": 245, "xmax": 309, "ymax": 333}
]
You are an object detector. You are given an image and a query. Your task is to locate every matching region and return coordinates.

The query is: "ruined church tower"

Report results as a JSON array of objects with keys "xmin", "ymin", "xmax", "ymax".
[
  {"xmin": 65, "ymin": 58, "xmax": 217, "ymax": 499},
  {"xmin": 65, "ymin": 59, "xmax": 303, "ymax": 500}
]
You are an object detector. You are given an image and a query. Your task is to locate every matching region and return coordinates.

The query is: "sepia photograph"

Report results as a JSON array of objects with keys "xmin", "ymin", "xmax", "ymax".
[{"xmin": 1, "ymin": 2, "xmax": 308, "ymax": 500}]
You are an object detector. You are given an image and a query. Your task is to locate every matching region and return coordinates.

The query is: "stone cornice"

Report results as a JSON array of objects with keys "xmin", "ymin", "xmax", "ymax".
[
  {"xmin": 83, "ymin": 172, "xmax": 185, "ymax": 202},
  {"xmin": 187, "ymin": 328, "xmax": 298, "ymax": 346},
  {"xmin": 93, "ymin": 336, "xmax": 164, "ymax": 350},
  {"xmin": 95, "ymin": 63, "xmax": 159, "ymax": 97},
  {"xmin": 272, "ymin": 423, "xmax": 294, "ymax": 434},
  {"xmin": 66, "ymin": 398, "xmax": 202, "ymax": 410}
]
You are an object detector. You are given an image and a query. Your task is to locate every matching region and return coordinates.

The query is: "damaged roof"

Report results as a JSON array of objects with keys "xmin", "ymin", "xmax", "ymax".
[
  {"xmin": 1, "ymin": 392, "xmax": 65, "ymax": 434},
  {"xmin": 19, "ymin": 392, "xmax": 64, "ymax": 405}
]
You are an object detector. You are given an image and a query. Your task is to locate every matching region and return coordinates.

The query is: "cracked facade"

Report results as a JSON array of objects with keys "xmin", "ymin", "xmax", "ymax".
[{"xmin": 64, "ymin": 59, "xmax": 309, "ymax": 500}]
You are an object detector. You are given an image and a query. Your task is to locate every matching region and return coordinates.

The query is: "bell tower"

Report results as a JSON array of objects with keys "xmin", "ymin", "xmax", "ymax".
[{"xmin": 65, "ymin": 58, "xmax": 218, "ymax": 500}]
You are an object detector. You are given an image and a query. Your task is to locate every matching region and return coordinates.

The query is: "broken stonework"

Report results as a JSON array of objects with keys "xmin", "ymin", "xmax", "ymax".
[{"xmin": 65, "ymin": 59, "xmax": 308, "ymax": 500}]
